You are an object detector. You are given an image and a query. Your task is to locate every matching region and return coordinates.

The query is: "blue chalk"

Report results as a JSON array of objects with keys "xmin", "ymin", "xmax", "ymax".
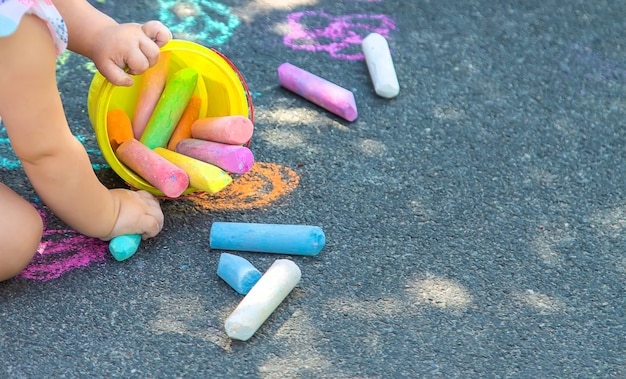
[
  {"xmin": 109, "ymin": 234, "xmax": 141, "ymax": 261},
  {"xmin": 209, "ymin": 222, "xmax": 326, "ymax": 256},
  {"xmin": 217, "ymin": 253, "xmax": 262, "ymax": 295}
]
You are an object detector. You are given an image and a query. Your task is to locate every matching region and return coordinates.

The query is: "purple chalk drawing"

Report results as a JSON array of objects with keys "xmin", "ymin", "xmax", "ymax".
[
  {"xmin": 17, "ymin": 207, "xmax": 109, "ymax": 281},
  {"xmin": 284, "ymin": 10, "xmax": 396, "ymax": 60}
]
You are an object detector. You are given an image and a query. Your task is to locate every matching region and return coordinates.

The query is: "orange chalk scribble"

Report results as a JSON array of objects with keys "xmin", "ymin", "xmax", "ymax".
[{"xmin": 189, "ymin": 162, "xmax": 300, "ymax": 211}]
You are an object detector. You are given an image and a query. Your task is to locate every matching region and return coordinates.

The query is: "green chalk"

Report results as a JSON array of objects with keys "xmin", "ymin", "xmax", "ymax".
[
  {"xmin": 109, "ymin": 234, "xmax": 141, "ymax": 261},
  {"xmin": 139, "ymin": 67, "xmax": 199, "ymax": 149}
]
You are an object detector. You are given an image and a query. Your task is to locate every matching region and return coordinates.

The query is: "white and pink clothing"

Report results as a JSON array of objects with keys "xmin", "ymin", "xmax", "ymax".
[{"xmin": 0, "ymin": 0, "xmax": 67, "ymax": 55}]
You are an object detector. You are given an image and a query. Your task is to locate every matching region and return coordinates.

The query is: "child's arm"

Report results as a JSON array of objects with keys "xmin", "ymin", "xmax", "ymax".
[
  {"xmin": 53, "ymin": 0, "xmax": 172, "ymax": 86},
  {"xmin": 0, "ymin": 15, "xmax": 162, "ymax": 240}
]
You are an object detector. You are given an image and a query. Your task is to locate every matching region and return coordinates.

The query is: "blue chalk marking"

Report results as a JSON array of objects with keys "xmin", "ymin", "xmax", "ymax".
[
  {"xmin": 0, "ymin": 136, "xmax": 20, "ymax": 169},
  {"xmin": 109, "ymin": 234, "xmax": 141, "ymax": 261},
  {"xmin": 210, "ymin": 222, "xmax": 326, "ymax": 256},
  {"xmin": 217, "ymin": 253, "xmax": 262, "ymax": 295},
  {"xmin": 158, "ymin": 0, "xmax": 240, "ymax": 46},
  {"xmin": 0, "ymin": 128, "xmax": 108, "ymax": 171}
]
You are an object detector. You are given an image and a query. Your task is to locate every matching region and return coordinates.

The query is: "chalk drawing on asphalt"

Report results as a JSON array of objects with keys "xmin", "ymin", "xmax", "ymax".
[
  {"xmin": 17, "ymin": 207, "xmax": 109, "ymax": 281},
  {"xmin": 283, "ymin": 10, "xmax": 396, "ymax": 60},
  {"xmin": 158, "ymin": 0, "xmax": 240, "ymax": 45}
]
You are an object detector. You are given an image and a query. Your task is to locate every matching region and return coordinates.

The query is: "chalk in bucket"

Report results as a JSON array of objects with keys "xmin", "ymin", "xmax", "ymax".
[{"xmin": 87, "ymin": 40, "xmax": 254, "ymax": 197}]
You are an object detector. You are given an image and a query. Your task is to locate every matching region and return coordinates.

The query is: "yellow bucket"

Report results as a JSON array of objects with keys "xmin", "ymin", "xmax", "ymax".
[{"xmin": 88, "ymin": 39, "xmax": 253, "ymax": 197}]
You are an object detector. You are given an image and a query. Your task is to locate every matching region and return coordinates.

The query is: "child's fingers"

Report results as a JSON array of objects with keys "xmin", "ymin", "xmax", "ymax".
[
  {"xmin": 138, "ymin": 38, "xmax": 161, "ymax": 68},
  {"xmin": 136, "ymin": 190, "xmax": 163, "ymax": 220},
  {"xmin": 141, "ymin": 215, "xmax": 162, "ymax": 239},
  {"xmin": 124, "ymin": 48, "xmax": 151, "ymax": 76},
  {"xmin": 142, "ymin": 21, "xmax": 173, "ymax": 48},
  {"xmin": 97, "ymin": 60, "xmax": 133, "ymax": 87},
  {"xmin": 135, "ymin": 190, "xmax": 164, "ymax": 239}
]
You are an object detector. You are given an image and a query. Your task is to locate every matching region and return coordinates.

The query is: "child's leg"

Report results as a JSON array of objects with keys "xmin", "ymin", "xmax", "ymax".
[
  {"xmin": 0, "ymin": 15, "xmax": 163, "ymax": 241},
  {"xmin": 0, "ymin": 183, "xmax": 43, "ymax": 281}
]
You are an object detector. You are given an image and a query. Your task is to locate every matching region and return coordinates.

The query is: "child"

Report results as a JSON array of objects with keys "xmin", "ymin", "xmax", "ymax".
[{"xmin": 0, "ymin": 0, "xmax": 171, "ymax": 280}]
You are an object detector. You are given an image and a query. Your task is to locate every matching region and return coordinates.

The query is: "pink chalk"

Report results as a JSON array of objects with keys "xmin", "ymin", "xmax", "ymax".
[
  {"xmin": 115, "ymin": 138, "xmax": 190, "ymax": 198},
  {"xmin": 277, "ymin": 62, "xmax": 358, "ymax": 122},
  {"xmin": 191, "ymin": 116, "xmax": 254, "ymax": 145},
  {"xmin": 175, "ymin": 138, "xmax": 254, "ymax": 174}
]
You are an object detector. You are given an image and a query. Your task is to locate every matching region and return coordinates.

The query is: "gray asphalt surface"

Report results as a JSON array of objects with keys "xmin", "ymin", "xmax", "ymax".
[{"xmin": 1, "ymin": 0, "xmax": 625, "ymax": 378}]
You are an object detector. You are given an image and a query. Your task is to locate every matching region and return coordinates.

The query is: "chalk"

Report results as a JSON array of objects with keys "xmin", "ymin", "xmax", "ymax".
[
  {"xmin": 132, "ymin": 51, "xmax": 171, "ymax": 139},
  {"xmin": 277, "ymin": 62, "xmax": 358, "ymax": 122},
  {"xmin": 154, "ymin": 147, "xmax": 232, "ymax": 194},
  {"xmin": 175, "ymin": 138, "xmax": 254, "ymax": 174},
  {"xmin": 217, "ymin": 253, "xmax": 262, "ymax": 295},
  {"xmin": 362, "ymin": 33, "xmax": 400, "ymax": 99},
  {"xmin": 107, "ymin": 109, "xmax": 134, "ymax": 151},
  {"xmin": 209, "ymin": 222, "xmax": 325, "ymax": 256},
  {"xmin": 140, "ymin": 67, "xmax": 199, "ymax": 149},
  {"xmin": 167, "ymin": 95, "xmax": 202, "ymax": 151},
  {"xmin": 108, "ymin": 234, "xmax": 141, "ymax": 261},
  {"xmin": 224, "ymin": 259, "xmax": 301, "ymax": 341},
  {"xmin": 116, "ymin": 139, "xmax": 190, "ymax": 198},
  {"xmin": 190, "ymin": 116, "xmax": 254, "ymax": 146}
]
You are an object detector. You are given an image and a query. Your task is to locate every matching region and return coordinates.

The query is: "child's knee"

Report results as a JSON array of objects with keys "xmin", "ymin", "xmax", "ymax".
[
  {"xmin": 0, "ymin": 202, "xmax": 43, "ymax": 281},
  {"xmin": 20, "ymin": 203, "xmax": 44, "ymax": 252}
]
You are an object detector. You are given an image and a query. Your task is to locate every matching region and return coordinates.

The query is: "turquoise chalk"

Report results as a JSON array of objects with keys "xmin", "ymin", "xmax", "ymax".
[
  {"xmin": 217, "ymin": 253, "xmax": 262, "ymax": 295},
  {"xmin": 210, "ymin": 222, "xmax": 326, "ymax": 256},
  {"xmin": 109, "ymin": 234, "xmax": 141, "ymax": 261}
]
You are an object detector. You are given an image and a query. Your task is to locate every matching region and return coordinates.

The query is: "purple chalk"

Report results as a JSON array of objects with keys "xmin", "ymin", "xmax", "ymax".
[
  {"xmin": 175, "ymin": 138, "xmax": 254, "ymax": 175},
  {"xmin": 277, "ymin": 62, "xmax": 358, "ymax": 122}
]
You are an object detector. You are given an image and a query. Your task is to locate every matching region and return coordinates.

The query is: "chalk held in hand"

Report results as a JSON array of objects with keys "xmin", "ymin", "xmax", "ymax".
[
  {"xmin": 140, "ymin": 67, "xmax": 199, "ymax": 149},
  {"xmin": 224, "ymin": 259, "xmax": 301, "ymax": 341},
  {"xmin": 191, "ymin": 116, "xmax": 254, "ymax": 146},
  {"xmin": 362, "ymin": 33, "xmax": 400, "ymax": 99},
  {"xmin": 210, "ymin": 222, "xmax": 326, "ymax": 256},
  {"xmin": 116, "ymin": 138, "xmax": 190, "ymax": 198},
  {"xmin": 217, "ymin": 253, "xmax": 262, "ymax": 295},
  {"xmin": 175, "ymin": 138, "xmax": 254, "ymax": 174},
  {"xmin": 278, "ymin": 62, "xmax": 358, "ymax": 122},
  {"xmin": 109, "ymin": 234, "xmax": 141, "ymax": 261},
  {"xmin": 154, "ymin": 147, "xmax": 232, "ymax": 194}
]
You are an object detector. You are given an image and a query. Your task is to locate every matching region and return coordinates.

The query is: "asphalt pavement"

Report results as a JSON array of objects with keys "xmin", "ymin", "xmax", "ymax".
[{"xmin": 1, "ymin": 0, "xmax": 625, "ymax": 378}]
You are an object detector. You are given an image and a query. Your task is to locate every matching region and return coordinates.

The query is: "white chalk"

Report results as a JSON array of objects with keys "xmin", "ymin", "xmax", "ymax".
[
  {"xmin": 224, "ymin": 259, "xmax": 301, "ymax": 341},
  {"xmin": 362, "ymin": 33, "xmax": 400, "ymax": 98}
]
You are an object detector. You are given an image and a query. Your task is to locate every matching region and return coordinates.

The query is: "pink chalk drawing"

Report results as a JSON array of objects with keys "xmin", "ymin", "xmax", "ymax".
[
  {"xmin": 17, "ymin": 206, "xmax": 109, "ymax": 281},
  {"xmin": 284, "ymin": 10, "xmax": 396, "ymax": 60}
]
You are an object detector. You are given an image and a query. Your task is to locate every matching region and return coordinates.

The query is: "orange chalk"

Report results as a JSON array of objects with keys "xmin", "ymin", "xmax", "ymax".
[
  {"xmin": 116, "ymin": 138, "xmax": 190, "ymax": 198},
  {"xmin": 107, "ymin": 109, "xmax": 134, "ymax": 152},
  {"xmin": 132, "ymin": 51, "xmax": 172, "ymax": 139},
  {"xmin": 191, "ymin": 116, "xmax": 254, "ymax": 145},
  {"xmin": 167, "ymin": 95, "xmax": 202, "ymax": 150}
]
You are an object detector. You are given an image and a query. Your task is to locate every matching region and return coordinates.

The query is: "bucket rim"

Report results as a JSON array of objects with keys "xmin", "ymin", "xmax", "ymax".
[{"xmin": 87, "ymin": 39, "xmax": 255, "ymax": 198}]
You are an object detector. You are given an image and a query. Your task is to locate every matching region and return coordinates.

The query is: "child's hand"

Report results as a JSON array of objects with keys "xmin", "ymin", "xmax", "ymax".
[
  {"xmin": 91, "ymin": 21, "xmax": 173, "ymax": 87},
  {"xmin": 103, "ymin": 189, "xmax": 164, "ymax": 241}
]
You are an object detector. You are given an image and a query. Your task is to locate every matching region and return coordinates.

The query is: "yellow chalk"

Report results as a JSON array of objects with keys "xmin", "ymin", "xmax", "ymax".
[{"xmin": 154, "ymin": 147, "xmax": 232, "ymax": 194}]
